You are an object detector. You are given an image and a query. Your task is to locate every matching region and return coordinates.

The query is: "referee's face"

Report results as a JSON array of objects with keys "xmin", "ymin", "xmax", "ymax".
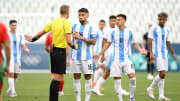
[{"xmin": 79, "ymin": 12, "xmax": 89, "ymax": 24}]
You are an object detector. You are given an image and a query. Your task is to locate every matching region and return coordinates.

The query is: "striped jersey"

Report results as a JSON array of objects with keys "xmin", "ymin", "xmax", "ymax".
[
  {"xmin": 107, "ymin": 27, "xmax": 137, "ymax": 62},
  {"xmin": 9, "ymin": 32, "xmax": 25, "ymax": 64},
  {"xmin": 148, "ymin": 24, "xmax": 170, "ymax": 59},
  {"xmin": 71, "ymin": 23, "xmax": 97, "ymax": 60},
  {"xmin": 93, "ymin": 29, "xmax": 104, "ymax": 55}
]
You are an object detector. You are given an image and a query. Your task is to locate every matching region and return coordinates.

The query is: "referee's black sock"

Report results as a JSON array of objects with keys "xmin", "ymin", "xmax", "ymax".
[
  {"xmin": 147, "ymin": 64, "xmax": 150, "ymax": 74},
  {"xmin": 150, "ymin": 64, "xmax": 154, "ymax": 75},
  {"xmin": 49, "ymin": 80, "xmax": 60, "ymax": 101}
]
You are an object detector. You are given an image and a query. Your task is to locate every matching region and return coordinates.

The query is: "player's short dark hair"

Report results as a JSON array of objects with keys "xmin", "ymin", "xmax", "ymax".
[
  {"xmin": 60, "ymin": 5, "xmax": 70, "ymax": 15},
  {"xmin": 117, "ymin": 14, "xmax": 127, "ymax": 20},
  {"xmin": 9, "ymin": 20, "xmax": 17, "ymax": 25},
  {"xmin": 158, "ymin": 12, "xmax": 168, "ymax": 18},
  {"xmin": 109, "ymin": 15, "xmax": 116, "ymax": 20},
  {"xmin": 78, "ymin": 8, "xmax": 89, "ymax": 13},
  {"xmin": 99, "ymin": 20, "xmax": 106, "ymax": 23}
]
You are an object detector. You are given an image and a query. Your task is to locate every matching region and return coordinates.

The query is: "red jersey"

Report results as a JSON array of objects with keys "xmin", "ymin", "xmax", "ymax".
[
  {"xmin": 0, "ymin": 23, "xmax": 10, "ymax": 66},
  {"xmin": 45, "ymin": 32, "xmax": 52, "ymax": 50}
]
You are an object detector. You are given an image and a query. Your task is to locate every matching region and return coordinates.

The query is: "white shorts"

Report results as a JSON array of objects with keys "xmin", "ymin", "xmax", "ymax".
[
  {"xmin": 70, "ymin": 59, "xmax": 93, "ymax": 74},
  {"xmin": 9, "ymin": 63, "xmax": 21, "ymax": 73},
  {"xmin": 110, "ymin": 60, "xmax": 135, "ymax": 77},
  {"xmin": 156, "ymin": 58, "xmax": 168, "ymax": 71}
]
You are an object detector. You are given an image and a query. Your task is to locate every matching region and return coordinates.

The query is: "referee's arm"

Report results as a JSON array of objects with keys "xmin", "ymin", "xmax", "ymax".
[
  {"xmin": 66, "ymin": 33, "xmax": 78, "ymax": 50},
  {"xmin": 24, "ymin": 30, "xmax": 47, "ymax": 42}
]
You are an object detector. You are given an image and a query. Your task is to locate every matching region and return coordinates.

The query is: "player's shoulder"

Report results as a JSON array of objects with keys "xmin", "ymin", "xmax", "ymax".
[{"xmin": 0, "ymin": 22, "xmax": 6, "ymax": 28}]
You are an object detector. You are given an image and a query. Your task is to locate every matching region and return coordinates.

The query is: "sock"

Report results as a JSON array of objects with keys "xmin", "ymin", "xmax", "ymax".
[
  {"xmin": 59, "ymin": 81, "xmax": 64, "ymax": 92},
  {"xmin": 85, "ymin": 79, "xmax": 92, "ymax": 101},
  {"xmin": 147, "ymin": 64, "xmax": 150, "ymax": 74},
  {"xmin": 49, "ymin": 80, "xmax": 60, "ymax": 101},
  {"xmin": 74, "ymin": 79, "xmax": 81, "ymax": 101},
  {"xmin": 130, "ymin": 78, "xmax": 136, "ymax": 98},
  {"xmin": 94, "ymin": 68, "xmax": 104, "ymax": 82},
  {"xmin": 8, "ymin": 78, "xmax": 15, "ymax": 93},
  {"xmin": 158, "ymin": 79, "xmax": 165, "ymax": 97},
  {"xmin": 114, "ymin": 79, "xmax": 123, "ymax": 101},
  {"xmin": 151, "ymin": 64, "xmax": 154, "ymax": 75},
  {"xmin": 150, "ymin": 75, "xmax": 160, "ymax": 89},
  {"xmin": 94, "ymin": 76, "xmax": 105, "ymax": 90}
]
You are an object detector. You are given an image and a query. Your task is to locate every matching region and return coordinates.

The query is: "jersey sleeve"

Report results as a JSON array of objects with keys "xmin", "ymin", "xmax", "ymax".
[
  {"xmin": 166, "ymin": 28, "xmax": 170, "ymax": 41},
  {"xmin": 107, "ymin": 30, "xmax": 114, "ymax": 42},
  {"xmin": 130, "ymin": 30, "xmax": 137, "ymax": 43},
  {"xmin": 64, "ymin": 20, "xmax": 72, "ymax": 34},
  {"xmin": 1, "ymin": 24, "xmax": 10, "ymax": 43},
  {"xmin": 148, "ymin": 26, "xmax": 154, "ymax": 39},
  {"xmin": 21, "ymin": 34, "xmax": 25, "ymax": 45},
  {"xmin": 44, "ymin": 21, "xmax": 52, "ymax": 33},
  {"xmin": 90, "ymin": 26, "xmax": 97, "ymax": 39}
]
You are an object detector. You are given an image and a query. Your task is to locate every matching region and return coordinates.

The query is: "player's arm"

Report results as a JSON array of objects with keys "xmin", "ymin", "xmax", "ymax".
[
  {"xmin": 166, "ymin": 41, "xmax": 178, "ymax": 62},
  {"xmin": 133, "ymin": 43, "xmax": 146, "ymax": 55},
  {"xmin": 66, "ymin": 46, "xmax": 70, "ymax": 66},
  {"xmin": 79, "ymin": 36, "xmax": 96, "ymax": 45},
  {"xmin": 142, "ymin": 39, "xmax": 146, "ymax": 49},
  {"xmin": 3, "ymin": 41, "xmax": 11, "ymax": 74},
  {"xmin": 22, "ymin": 44, "xmax": 30, "ymax": 54}
]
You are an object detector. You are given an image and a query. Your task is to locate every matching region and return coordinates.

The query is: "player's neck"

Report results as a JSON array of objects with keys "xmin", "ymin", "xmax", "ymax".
[
  {"xmin": 80, "ymin": 21, "xmax": 88, "ymax": 25},
  {"xmin": 10, "ymin": 30, "xmax": 16, "ymax": 34},
  {"xmin": 119, "ymin": 26, "xmax": 125, "ymax": 30},
  {"xmin": 159, "ymin": 24, "xmax": 164, "ymax": 28}
]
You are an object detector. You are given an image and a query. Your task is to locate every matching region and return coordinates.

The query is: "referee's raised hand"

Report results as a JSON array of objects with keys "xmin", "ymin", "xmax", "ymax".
[{"xmin": 24, "ymin": 34, "xmax": 33, "ymax": 42}]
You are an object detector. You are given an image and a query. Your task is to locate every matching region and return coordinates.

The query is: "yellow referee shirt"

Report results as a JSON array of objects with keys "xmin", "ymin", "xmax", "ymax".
[{"xmin": 44, "ymin": 17, "xmax": 72, "ymax": 48}]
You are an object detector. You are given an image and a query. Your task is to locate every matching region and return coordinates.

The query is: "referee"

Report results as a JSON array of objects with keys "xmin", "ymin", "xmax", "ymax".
[{"xmin": 24, "ymin": 5, "xmax": 77, "ymax": 101}]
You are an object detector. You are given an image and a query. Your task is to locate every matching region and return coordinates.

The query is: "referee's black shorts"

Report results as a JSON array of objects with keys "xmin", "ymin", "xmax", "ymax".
[{"xmin": 50, "ymin": 47, "xmax": 66, "ymax": 74}]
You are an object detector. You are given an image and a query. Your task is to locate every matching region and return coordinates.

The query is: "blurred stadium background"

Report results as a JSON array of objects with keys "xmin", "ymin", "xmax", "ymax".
[
  {"xmin": 1, "ymin": 0, "xmax": 180, "ymax": 101},
  {"xmin": 0, "ymin": 0, "xmax": 180, "ymax": 71}
]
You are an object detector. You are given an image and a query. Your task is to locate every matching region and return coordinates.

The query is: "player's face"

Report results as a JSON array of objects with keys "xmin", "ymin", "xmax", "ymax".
[
  {"xmin": 10, "ymin": 22, "xmax": 17, "ymax": 31},
  {"xmin": 79, "ymin": 12, "xmax": 89, "ymax": 24},
  {"xmin": 109, "ymin": 18, "xmax": 116, "ymax": 28},
  {"xmin": 116, "ymin": 17, "xmax": 126, "ymax": 27},
  {"xmin": 99, "ymin": 22, "xmax": 105, "ymax": 30},
  {"xmin": 158, "ymin": 17, "xmax": 167, "ymax": 27}
]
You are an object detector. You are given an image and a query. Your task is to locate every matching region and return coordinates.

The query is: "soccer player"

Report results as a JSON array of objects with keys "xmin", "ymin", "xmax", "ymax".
[
  {"xmin": 92, "ymin": 15, "xmax": 129, "ymax": 96},
  {"xmin": 94, "ymin": 14, "xmax": 146, "ymax": 101},
  {"xmin": 147, "ymin": 12, "xmax": 178, "ymax": 101},
  {"xmin": 7, "ymin": 20, "xmax": 30, "ymax": 97},
  {"xmin": 25, "ymin": 5, "xmax": 77, "ymax": 101},
  {"xmin": 45, "ymin": 32, "xmax": 71, "ymax": 96},
  {"xmin": 0, "ymin": 22, "xmax": 11, "ymax": 101},
  {"xmin": 93, "ymin": 20, "xmax": 106, "ymax": 90},
  {"xmin": 70, "ymin": 8, "xmax": 97, "ymax": 101},
  {"xmin": 141, "ymin": 24, "xmax": 155, "ymax": 80}
]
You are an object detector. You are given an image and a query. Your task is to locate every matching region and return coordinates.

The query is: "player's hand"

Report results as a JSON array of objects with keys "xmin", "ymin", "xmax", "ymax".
[
  {"xmin": 140, "ymin": 49, "xmax": 147, "ymax": 56},
  {"xmin": 173, "ymin": 53, "xmax": 178, "ymax": 62},
  {"xmin": 100, "ymin": 54, "xmax": 105, "ymax": 63},
  {"xmin": 24, "ymin": 34, "xmax": 33, "ymax": 42},
  {"xmin": 25, "ymin": 48, "xmax": 30, "ymax": 54},
  {"xmin": 4, "ymin": 65, "xmax": 9, "ymax": 76},
  {"xmin": 74, "ymin": 44, "xmax": 78, "ymax": 50},
  {"xmin": 93, "ymin": 54, "xmax": 100, "ymax": 63},
  {"xmin": 149, "ymin": 51, "xmax": 155, "ymax": 63},
  {"xmin": 72, "ymin": 31, "xmax": 79, "ymax": 40}
]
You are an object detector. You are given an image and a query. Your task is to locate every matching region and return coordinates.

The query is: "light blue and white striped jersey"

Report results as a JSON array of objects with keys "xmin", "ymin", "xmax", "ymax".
[
  {"xmin": 71, "ymin": 23, "xmax": 97, "ymax": 60},
  {"xmin": 9, "ymin": 32, "xmax": 25, "ymax": 64},
  {"xmin": 107, "ymin": 27, "xmax": 137, "ymax": 62},
  {"xmin": 93, "ymin": 29, "xmax": 104, "ymax": 55},
  {"xmin": 148, "ymin": 24, "xmax": 170, "ymax": 59}
]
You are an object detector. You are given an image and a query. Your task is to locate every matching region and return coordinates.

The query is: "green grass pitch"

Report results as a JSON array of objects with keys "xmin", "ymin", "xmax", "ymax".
[{"xmin": 2, "ymin": 73, "xmax": 180, "ymax": 101}]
